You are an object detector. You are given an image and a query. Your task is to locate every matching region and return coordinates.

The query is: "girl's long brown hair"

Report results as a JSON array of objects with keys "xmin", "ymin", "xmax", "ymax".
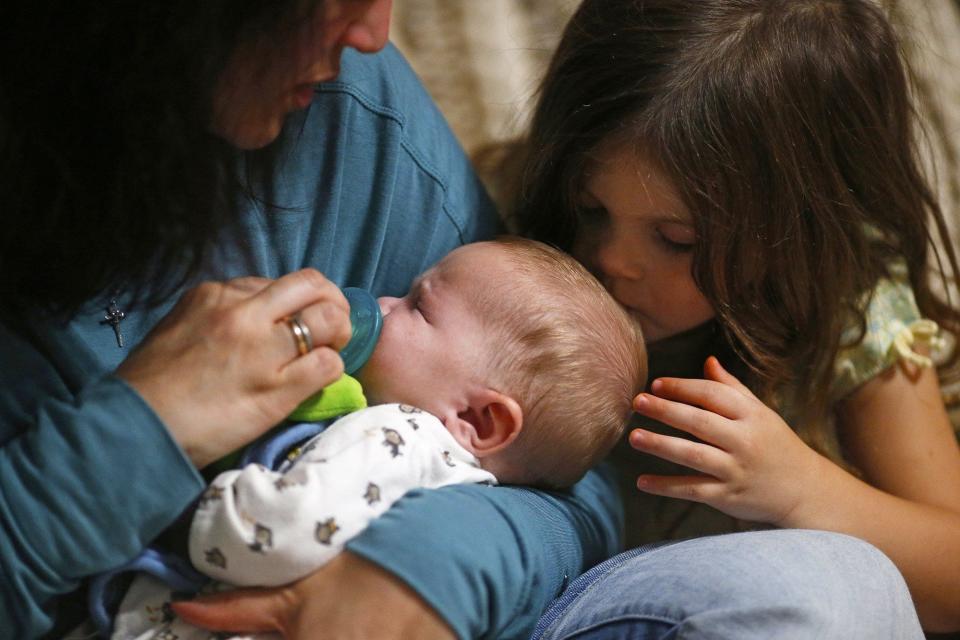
[{"xmin": 514, "ymin": 0, "xmax": 960, "ymax": 455}]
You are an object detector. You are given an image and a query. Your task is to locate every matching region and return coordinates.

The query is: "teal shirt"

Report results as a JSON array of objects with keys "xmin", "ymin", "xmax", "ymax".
[{"xmin": 0, "ymin": 44, "xmax": 621, "ymax": 639}]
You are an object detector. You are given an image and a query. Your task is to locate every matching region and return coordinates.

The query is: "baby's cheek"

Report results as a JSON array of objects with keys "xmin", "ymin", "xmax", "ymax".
[{"xmin": 356, "ymin": 330, "xmax": 403, "ymax": 392}]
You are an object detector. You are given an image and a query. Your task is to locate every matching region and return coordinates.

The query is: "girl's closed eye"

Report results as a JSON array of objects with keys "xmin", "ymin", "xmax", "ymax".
[{"xmin": 656, "ymin": 221, "xmax": 696, "ymax": 254}]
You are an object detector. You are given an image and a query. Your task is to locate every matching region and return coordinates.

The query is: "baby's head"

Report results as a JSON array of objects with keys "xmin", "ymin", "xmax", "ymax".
[{"xmin": 357, "ymin": 237, "xmax": 646, "ymax": 488}]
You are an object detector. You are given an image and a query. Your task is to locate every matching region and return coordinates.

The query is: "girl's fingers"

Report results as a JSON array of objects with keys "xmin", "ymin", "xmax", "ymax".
[
  {"xmin": 633, "ymin": 392, "xmax": 739, "ymax": 450},
  {"xmin": 703, "ymin": 356, "xmax": 756, "ymax": 398},
  {"xmin": 629, "ymin": 428, "xmax": 732, "ymax": 477},
  {"xmin": 635, "ymin": 473, "xmax": 724, "ymax": 505},
  {"xmin": 646, "ymin": 376, "xmax": 747, "ymax": 420}
]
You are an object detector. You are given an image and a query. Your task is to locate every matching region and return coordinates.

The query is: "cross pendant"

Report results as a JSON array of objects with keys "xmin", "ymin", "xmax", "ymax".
[{"xmin": 100, "ymin": 299, "xmax": 126, "ymax": 348}]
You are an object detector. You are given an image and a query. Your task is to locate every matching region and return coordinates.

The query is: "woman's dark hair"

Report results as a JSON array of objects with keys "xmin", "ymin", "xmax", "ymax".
[
  {"xmin": 0, "ymin": 1, "xmax": 320, "ymax": 318},
  {"xmin": 514, "ymin": 0, "xmax": 960, "ymax": 456}
]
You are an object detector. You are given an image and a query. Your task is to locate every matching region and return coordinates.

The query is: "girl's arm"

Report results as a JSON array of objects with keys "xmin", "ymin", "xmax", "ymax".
[
  {"xmin": 631, "ymin": 356, "xmax": 960, "ymax": 632},
  {"xmin": 809, "ymin": 359, "xmax": 960, "ymax": 631}
]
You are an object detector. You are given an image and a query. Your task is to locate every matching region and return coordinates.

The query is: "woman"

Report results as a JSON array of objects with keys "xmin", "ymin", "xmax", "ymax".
[{"xmin": 2, "ymin": 1, "xmax": 474, "ymax": 636}]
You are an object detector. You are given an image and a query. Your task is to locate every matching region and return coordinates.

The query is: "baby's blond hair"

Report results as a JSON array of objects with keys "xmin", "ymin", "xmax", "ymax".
[{"xmin": 473, "ymin": 237, "xmax": 647, "ymax": 488}]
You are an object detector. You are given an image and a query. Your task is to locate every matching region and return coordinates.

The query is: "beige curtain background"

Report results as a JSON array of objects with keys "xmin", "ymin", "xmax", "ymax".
[{"xmin": 391, "ymin": 0, "xmax": 576, "ymax": 158}]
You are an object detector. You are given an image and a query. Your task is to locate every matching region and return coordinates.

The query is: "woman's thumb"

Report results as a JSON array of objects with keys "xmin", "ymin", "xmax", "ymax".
[{"xmin": 171, "ymin": 586, "xmax": 291, "ymax": 633}]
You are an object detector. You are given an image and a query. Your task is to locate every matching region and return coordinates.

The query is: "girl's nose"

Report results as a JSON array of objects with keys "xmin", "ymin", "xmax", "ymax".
[
  {"xmin": 593, "ymin": 237, "xmax": 643, "ymax": 283},
  {"xmin": 342, "ymin": 0, "xmax": 392, "ymax": 54}
]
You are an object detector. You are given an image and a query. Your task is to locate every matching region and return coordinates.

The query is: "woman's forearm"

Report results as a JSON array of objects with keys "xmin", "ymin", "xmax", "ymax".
[
  {"xmin": 0, "ymin": 376, "xmax": 204, "ymax": 637},
  {"xmin": 346, "ymin": 464, "xmax": 623, "ymax": 640}
]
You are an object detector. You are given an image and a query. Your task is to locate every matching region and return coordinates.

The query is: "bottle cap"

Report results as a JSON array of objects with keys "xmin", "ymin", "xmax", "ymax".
[{"xmin": 340, "ymin": 287, "xmax": 383, "ymax": 374}]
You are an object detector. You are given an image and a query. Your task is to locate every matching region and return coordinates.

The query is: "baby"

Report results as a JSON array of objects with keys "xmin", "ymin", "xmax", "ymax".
[{"xmin": 111, "ymin": 237, "xmax": 646, "ymax": 639}]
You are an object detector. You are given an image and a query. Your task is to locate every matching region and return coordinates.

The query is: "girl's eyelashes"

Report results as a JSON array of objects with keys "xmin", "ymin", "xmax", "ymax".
[
  {"xmin": 574, "ymin": 197, "xmax": 695, "ymax": 254},
  {"xmin": 655, "ymin": 225, "xmax": 695, "ymax": 254},
  {"xmin": 656, "ymin": 234, "xmax": 694, "ymax": 254}
]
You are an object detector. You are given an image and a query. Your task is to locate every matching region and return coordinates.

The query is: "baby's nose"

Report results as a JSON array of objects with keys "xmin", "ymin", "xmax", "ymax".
[{"xmin": 377, "ymin": 296, "xmax": 402, "ymax": 316}]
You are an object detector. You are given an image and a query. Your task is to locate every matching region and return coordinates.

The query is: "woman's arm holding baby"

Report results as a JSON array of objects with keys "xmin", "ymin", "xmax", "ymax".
[
  {"xmin": 176, "ymin": 464, "xmax": 623, "ymax": 640},
  {"xmin": 175, "ymin": 551, "xmax": 457, "ymax": 640}
]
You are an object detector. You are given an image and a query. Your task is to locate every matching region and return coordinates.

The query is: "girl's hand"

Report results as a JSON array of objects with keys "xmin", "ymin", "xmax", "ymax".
[
  {"xmin": 171, "ymin": 551, "xmax": 456, "ymax": 640},
  {"xmin": 630, "ymin": 356, "xmax": 824, "ymax": 526},
  {"xmin": 117, "ymin": 269, "xmax": 353, "ymax": 468}
]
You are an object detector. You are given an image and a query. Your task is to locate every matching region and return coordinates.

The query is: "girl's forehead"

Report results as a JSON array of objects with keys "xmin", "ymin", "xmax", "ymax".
[
  {"xmin": 584, "ymin": 145, "xmax": 690, "ymax": 221},
  {"xmin": 587, "ymin": 139, "xmax": 662, "ymax": 180}
]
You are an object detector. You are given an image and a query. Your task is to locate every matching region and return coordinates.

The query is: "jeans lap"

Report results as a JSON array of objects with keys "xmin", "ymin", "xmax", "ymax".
[{"xmin": 532, "ymin": 529, "xmax": 923, "ymax": 640}]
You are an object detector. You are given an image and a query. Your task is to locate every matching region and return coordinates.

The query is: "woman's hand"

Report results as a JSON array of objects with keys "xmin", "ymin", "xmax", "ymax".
[
  {"xmin": 630, "ymin": 356, "xmax": 825, "ymax": 526},
  {"xmin": 117, "ymin": 269, "xmax": 352, "ymax": 468},
  {"xmin": 171, "ymin": 551, "xmax": 456, "ymax": 640}
]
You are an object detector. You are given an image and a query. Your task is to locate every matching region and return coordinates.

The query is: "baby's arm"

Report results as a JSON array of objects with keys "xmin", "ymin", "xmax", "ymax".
[{"xmin": 188, "ymin": 405, "xmax": 493, "ymax": 587}]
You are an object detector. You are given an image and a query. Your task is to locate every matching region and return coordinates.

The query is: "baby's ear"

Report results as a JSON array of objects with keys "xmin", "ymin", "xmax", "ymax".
[{"xmin": 446, "ymin": 389, "xmax": 523, "ymax": 458}]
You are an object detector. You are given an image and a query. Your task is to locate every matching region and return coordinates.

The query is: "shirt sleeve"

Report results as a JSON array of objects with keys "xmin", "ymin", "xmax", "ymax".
[
  {"xmin": 0, "ymin": 375, "xmax": 204, "ymax": 638},
  {"xmin": 831, "ymin": 262, "xmax": 943, "ymax": 400},
  {"xmin": 346, "ymin": 463, "xmax": 623, "ymax": 640}
]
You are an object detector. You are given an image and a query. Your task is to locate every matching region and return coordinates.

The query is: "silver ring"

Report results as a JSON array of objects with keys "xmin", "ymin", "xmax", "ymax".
[{"xmin": 285, "ymin": 314, "xmax": 314, "ymax": 357}]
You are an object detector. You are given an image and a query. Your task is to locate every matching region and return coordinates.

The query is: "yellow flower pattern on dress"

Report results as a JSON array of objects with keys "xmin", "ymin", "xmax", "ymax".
[{"xmin": 831, "ymin": 263, "xmax": 943, "ymax": 402}]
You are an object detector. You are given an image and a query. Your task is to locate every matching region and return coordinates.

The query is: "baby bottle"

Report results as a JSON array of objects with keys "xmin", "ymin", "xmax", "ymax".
[
  {"xmin": 339, "ymin": 287, "xmax": 383, "ymax": 374},
  {"xmin": 213, "ymin": 288, "xmax": 383, "ymax": 478}
]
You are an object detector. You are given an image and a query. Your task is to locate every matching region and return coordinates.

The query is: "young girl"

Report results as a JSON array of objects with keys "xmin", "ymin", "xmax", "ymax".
[{"xmin": 516, "ymin": 0, "xmax": 960, "ymax": 632}]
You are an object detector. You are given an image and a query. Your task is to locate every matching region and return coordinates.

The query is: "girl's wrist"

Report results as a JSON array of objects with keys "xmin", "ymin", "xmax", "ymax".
[{"xmin": 775, "ymin": 451, "xmax": 837, "ymax": 529}]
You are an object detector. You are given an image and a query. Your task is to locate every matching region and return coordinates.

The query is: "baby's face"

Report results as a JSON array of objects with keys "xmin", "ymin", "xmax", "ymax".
[{"xmin": 355, "ymin": 243, "xmax": 502, "ymax": 418}]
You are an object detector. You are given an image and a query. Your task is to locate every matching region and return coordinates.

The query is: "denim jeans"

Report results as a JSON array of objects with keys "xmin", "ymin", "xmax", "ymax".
[{"xmin": 532, "ymin": 529, "xmax": 922, "ymax": 639}]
